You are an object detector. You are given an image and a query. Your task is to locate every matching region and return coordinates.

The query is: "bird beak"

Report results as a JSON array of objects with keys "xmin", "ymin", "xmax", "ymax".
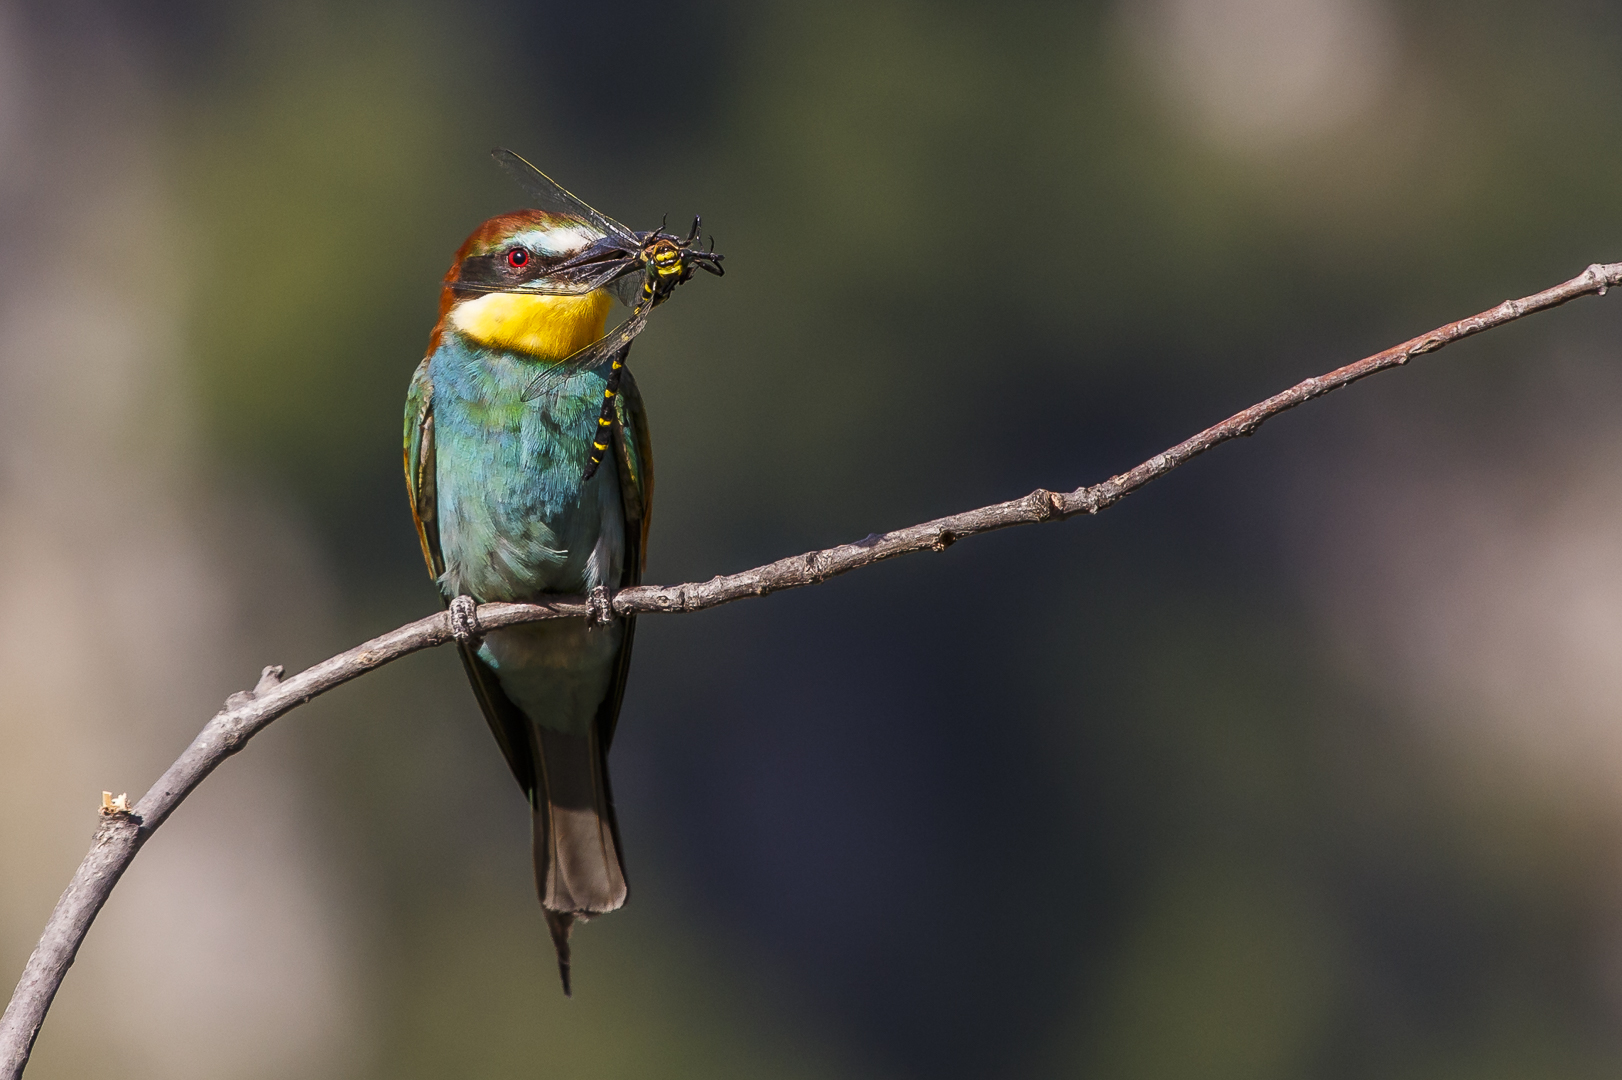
[{"xmin": 554, "ymin": 237, "xmax": 636, "ymax": 275}]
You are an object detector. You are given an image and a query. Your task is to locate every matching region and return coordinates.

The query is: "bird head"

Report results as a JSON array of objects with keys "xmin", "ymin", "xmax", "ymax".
[{"xmin": 429, "ymin": 210, "xmax": 626, "ymax": 359}]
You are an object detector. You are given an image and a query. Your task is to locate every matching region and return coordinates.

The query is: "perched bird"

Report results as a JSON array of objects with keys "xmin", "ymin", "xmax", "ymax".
[{"xmin": 403, "ymin": 154, "xmax": 718, "ymax": 994}]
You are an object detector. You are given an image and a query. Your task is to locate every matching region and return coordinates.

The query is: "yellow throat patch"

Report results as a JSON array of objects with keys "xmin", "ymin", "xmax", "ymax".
[{"xmin": 449, "ymin": 289, "xmax": 613, "ymax": 359}]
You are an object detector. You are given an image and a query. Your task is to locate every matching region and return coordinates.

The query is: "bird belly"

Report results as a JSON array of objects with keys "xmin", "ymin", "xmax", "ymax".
[
  {"xmin": 477, "ymin": 617, "xmax": 625, "ymax": 735},
  {"xmin": 470, "ymin": 451, "xmax": 627, "ymax": 736}
]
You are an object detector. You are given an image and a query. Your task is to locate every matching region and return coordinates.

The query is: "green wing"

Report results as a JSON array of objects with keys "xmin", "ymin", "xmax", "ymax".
[
  {"xmin": 404, "ymin": 359, "xmax": 538, "ymax": 795},
  {"xmin": 404, "ymin": 360, "xmax": 440, "ymax": 577},
  {"xmin": 594, "ymin": 365, "xmax": 653, "ymax": 752},
  {"xmin": 615, "ymin": 366, "xmax": 654, "ymax": 573}
]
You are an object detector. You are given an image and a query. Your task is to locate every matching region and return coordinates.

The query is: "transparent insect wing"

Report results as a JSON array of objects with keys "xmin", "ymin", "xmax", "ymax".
[
  {"xmin": 556, "ymin": 258, "xmax": 642, "ymax": 297},
  {"xmin": 452, "ymin": 256, "xmax": 639, "ymax": 299},
  {"xmin": 607, "ymin": 272, "xmax": 644, "ymax": 307},
  {"xmin": 520, "ymin": 288, "xmax": 657, "ymax": 402},
  {"xmin": 491, "ymin": 149, "xmax": 640, "ymax": 248}
]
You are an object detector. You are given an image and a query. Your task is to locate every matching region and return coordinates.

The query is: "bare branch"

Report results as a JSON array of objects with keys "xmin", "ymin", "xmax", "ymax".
[{"xmin": 3, "ymin": 261, "xmax": 1618, "ymax": 1079}]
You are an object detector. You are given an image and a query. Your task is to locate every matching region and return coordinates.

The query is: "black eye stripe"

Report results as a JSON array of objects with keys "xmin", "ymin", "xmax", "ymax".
[{"xmin": 453, "ymin": 248, "xmax": 570, "ymax": 290}]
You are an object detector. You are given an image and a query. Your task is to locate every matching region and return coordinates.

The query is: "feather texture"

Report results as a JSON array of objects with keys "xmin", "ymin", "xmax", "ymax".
[{"xmin": 405, "ymin": 246, "xmax": 651, "ymax": 994}]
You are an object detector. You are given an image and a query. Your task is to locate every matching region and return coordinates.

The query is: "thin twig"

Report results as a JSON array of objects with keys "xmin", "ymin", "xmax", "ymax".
[{"xmin": 2, "ymin": 261, "xmax": 1618, "ymax": 1079}]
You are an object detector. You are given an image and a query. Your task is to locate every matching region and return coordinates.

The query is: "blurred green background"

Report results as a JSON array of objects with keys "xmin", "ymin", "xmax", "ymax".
[{"xmin": 3, "ymin": 1, "xmax": 1622, "ymax": 1077}]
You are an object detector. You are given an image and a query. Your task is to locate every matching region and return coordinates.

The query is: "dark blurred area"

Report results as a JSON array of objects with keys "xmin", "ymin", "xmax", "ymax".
[{"xmin": 3, "ymin": 1, "xmax": 1622, "ymax": 1077}]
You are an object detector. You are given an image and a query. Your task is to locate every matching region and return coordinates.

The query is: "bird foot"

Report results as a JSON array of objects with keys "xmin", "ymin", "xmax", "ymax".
[
  {"xmin": 586, "ymin": 586, "xmax": 614, "ymax": 629},
  {"xmin": 448, "ymin": 595, "xmax": 480, "ymax": 643},
  {"xmin": 100, "ymin": 791, "xmax": 131, "ymax": 815}
]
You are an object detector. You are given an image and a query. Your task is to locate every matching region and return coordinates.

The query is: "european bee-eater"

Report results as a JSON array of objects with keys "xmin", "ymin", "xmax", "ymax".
[{"xmin": 404, "ymin": 155, "xmax": 718, "ymax": 995}]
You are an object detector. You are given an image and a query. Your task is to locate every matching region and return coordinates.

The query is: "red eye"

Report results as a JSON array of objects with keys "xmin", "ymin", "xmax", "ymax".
[{"xmin": 507, "ymin": 247, "xmax": 529, "ymax": 268}]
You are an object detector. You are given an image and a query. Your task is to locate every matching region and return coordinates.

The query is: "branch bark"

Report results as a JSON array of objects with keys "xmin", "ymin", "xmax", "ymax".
[{"xmin": 3, "ymin": 261, "xmax": 1618, "ymax": 1079}]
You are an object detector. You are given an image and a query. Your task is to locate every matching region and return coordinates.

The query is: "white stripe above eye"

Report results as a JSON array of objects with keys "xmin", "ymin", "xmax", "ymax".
[{"xmin": 511, "ymin": 223, "xmax": 603, "ymax": 257}]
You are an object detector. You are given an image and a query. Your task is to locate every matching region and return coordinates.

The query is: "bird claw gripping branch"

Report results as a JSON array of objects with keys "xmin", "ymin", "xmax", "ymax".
[
  {"xmin": 586, "ymin": 586, "xmax": 615, "ymax": 628},
  {"xmin": 448, "ymin": 595, "xmax": 480, "ymax": 643}
]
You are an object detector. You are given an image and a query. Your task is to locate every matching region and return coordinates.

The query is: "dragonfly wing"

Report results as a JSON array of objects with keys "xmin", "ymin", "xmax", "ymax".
[
  {"xmin": 450, "ymin": 257, "xmax": 640, "ymax": 299},
  {"xmin": 549, "ymin": 255, "xmax": 643, "ymax": 296},
  {"xmin": 607, "ymin": 272, "xmax": 645, "ymax": 307},
  {"xmin": 492, "ymin": 148, "xmax": 640, "ymax": 248},
  {"xmin": 521, "ymin": 299, "xmax": 656, "ymax": 403}
]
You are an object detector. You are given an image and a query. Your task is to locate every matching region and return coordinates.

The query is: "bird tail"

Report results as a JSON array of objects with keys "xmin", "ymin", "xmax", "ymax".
[{"xmin": 532, "ymin": 724, "xmax": 627, "ymax": 996}]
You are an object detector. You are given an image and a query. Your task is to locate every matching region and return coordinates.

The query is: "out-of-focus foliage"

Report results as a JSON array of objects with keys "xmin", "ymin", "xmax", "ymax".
[{"xmin": 4, "ymin": 1, "xmax": 1622, "ymax": 1077}]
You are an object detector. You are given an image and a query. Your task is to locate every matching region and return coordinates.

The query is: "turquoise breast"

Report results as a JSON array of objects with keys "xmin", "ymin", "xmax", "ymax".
[
  {"xmin": 427, "ymin": 331, "xmax": 625, "ymax": 604},
  {"xmin": 427, "ymin": 330, "xmax": 627, "ymax": 735}
]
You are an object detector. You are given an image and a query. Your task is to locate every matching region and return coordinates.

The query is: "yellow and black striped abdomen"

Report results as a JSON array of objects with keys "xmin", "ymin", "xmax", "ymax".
[{"xmin": 581, "ymin": 352, "xmax": 627, "ymax": 482}]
